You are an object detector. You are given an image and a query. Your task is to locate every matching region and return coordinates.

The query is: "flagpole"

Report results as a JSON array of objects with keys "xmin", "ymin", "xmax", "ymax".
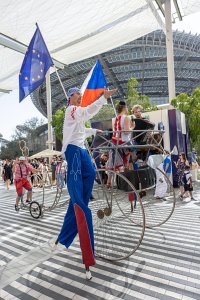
[
  {"xmin": 54, "ymin": 66, "xmax": 68, "ymax": 100},
  {"xmin": 107, "ymin": 84, "xmax": 116, "ymax": 117},
  {"xmin": 110, "ymin": 95, "xmax": 117, "ymax": 117},
  {"xmin": 46, "ymin": 69, "xmax": 54, "ymax": 150}
]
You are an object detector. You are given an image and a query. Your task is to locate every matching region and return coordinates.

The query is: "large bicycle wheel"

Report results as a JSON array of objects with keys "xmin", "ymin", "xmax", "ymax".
[
  {"xmin": 140, "ymin": 167, "xmax": 176, "ymax": 228},
  {"xmin": 30, "ymin": 201, "xmax": 41, "ymax": 219},
  {"xmin": 90, "ymin": 169, "xmax": 145, "ymax": 261}
]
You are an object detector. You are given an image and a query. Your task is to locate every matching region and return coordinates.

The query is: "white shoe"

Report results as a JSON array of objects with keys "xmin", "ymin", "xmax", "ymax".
[
  {"xmin": 52, "ymin": 243, "xmax": 58, "ymax": 251},
  {"xmin": 51, "ymin": 238, "xmax": 59, "ymax": 251},
  {"xmin": 86, "ymin": 270, "xmax": 92, "ymax": 280}
]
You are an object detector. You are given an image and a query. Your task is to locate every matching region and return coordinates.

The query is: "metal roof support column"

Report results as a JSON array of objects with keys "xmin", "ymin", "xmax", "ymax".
[
  {"xmin": 46, "ymin": 69, "xmax": 54, "ymax": 150},
  {"xmin": 164, "ymin": 0, "xmax": 176, "ymax": 103},
  {"xmin": 0, "ymin": 33, "xmax": 65, "ymax": 69}
]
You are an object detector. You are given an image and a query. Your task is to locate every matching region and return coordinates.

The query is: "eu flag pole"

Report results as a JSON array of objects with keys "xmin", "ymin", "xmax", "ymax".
[
  {"xmin": 19, "ymin": 24, "xmax": 54, "ymax": 150},
  {"xmin": 46, "ymin": 69, "xmax": 53, "ymax": 150},
  {"xmin": 19, "ymin": 24, "xmax": 53, "ymax": 102}
]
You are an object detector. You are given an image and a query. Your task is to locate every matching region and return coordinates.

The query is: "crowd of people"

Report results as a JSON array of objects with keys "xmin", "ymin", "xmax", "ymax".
[
  {"xmin": 94, "ymin": 101, "xmax": 198, "ymax": 203},
  {"xmin": 0, "ymin": 156, "xmax": 67, "ymax": 189},
  {"xmin": 99, "ymin": 102, "xmax": 154, "ymax": 187},
  {"xmin": 0, "ymin": 155, "xmax": 67, "ymax": 210},
  {"xmin": 0, "ymin": 102, "xmax": 197, "ymax": 206},
  {"xmin": 0, "ymin": 87, "xmax": 199, "ymax": 281}
]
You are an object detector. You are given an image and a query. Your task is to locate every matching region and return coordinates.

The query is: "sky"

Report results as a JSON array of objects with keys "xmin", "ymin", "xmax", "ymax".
[
  {"xmin": 0, "ymin": 11, "xmax": 200, "ymax": 141},
  {"xmin": 0, "ymin": 91, "xmax": 45, "ymax": 140}
]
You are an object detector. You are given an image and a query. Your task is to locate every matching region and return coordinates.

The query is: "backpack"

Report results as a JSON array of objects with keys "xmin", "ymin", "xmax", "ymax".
[{"xmin": 182, "ymin": 172, "xmax": 190, "ymax": 185}]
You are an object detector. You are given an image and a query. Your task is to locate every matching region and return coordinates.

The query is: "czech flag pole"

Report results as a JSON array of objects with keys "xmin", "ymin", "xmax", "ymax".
[{"xmin": 80, "ymin": 60, "xmax": 116, "ymax": 114}]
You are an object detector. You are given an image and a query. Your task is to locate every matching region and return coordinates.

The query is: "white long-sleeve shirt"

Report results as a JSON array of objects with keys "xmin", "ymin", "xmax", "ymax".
[{"xmin": 62, "ymin": 95, "xmax": 107, "ymax": 153}]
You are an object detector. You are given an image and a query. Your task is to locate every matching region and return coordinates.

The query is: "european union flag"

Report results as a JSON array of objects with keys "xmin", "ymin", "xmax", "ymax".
[{"xmin": 19, "ymin": 25, "xmax": 53, "ymax": 102}]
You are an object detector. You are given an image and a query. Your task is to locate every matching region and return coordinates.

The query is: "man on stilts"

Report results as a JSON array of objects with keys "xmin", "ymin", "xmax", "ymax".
[{"xmin": 54, "ymin": 86, "xmax": 117, "ymax": 279}]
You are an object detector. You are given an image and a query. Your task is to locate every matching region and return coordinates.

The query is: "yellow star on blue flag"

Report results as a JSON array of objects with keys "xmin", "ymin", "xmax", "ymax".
[{"xmin": 19, "ymin": 24, "xmax": 53, "ymax": 102}]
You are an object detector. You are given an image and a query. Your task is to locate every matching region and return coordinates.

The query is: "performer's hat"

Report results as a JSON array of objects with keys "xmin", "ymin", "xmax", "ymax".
[
  {"xmin": 19, "ymin": 156, "xmax": 25, "ymax": 161},
  {"xmin": 67, "ymin": 87, "xmax": 81, "ymax": 99}
]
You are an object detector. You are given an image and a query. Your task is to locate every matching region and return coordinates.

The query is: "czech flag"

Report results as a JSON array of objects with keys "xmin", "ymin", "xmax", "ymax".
[{"xmin": 81, "ymin": 60, "xmax": 108, "ymax": 107}]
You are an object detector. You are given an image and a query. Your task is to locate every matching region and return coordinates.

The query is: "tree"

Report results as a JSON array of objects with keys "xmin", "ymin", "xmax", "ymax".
[
  {"xmin": 126, "ymin": 78, "xmax": 157, "ymax": 113},
  {"xmin": 171, "ymin": 88, "xmax": 200, "ymax": 147},
  {"xmin": 0, "ymin": 141, "xmax": 21, "ymax": 159},
  {"xmin": 0, "ymin": 118, "xmax": 47, "ymax": 159},
  {"xmin": 0, "ymin": 117, "xmax": 45, "ymax": 157},
  {"xmin": 0, "ymin": 133, "xmax": 3, "ymax": 138},
  {"xmin": 91, "ymin": 104, "xmax": 115, "ymax": 121},
  {"xmin": 52, "ymin": 106, "xmax": 66, "ymax": 141},
  {"xmin": 12, "ymin": 117, "xmax": 44, "ymax": 140}
]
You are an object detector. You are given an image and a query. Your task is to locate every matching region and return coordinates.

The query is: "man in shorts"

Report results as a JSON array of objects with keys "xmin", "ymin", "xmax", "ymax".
[{"xmin": 13, "ymin": 156, "xmax": 38, "ymax": 211}]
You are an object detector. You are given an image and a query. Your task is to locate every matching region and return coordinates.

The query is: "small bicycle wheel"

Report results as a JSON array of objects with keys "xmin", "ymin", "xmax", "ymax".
[
  {"xmin": 30, "ymin": 201, "xmax": 41, "ymax": 219},
  {"xmin": 90, "ymin": 169, "xmax": 145, "ymax": 261}
]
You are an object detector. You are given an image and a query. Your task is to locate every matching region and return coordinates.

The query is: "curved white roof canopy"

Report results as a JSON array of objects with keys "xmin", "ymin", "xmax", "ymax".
[{"xmin": 0, "ymin": 0, "xmax": 199, "ymax": 93}]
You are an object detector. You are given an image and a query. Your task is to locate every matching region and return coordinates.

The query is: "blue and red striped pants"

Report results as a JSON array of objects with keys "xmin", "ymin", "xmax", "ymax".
[{"xmin": 57, "ymin": 144, "xmax": 96, "ymax": 267}]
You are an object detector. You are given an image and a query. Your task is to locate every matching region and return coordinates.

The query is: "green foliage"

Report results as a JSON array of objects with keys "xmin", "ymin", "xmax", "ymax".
[
  {"xmin": 0, "ymin": 141, "xmax": 21, "ymax": 159},
  {"xmin": 126, "ymin": 78, "xmax": 157, "ymax": 113},
  {"xmin": 91, "ymin": 104, "xmax": 115, "ymax": 121},
  {"xmin": 12, "ymin": 117, "xmax": 45, "ymax": 140},
  {"xmin": 85, "ymin": 120, "xmax": 91, "ymax": 128},
  {"xmin": 0, "ymin": 117, "xmax": 45, "ymax": 159},
  {"xmin": 52, "ymin": 107, "xmax": 94, "ymax": 142},
  {"xmin": 171, "ymin": 88, "xmax": 200, "ymax": 147},
  {"xmin": 52, "ymin": 106, "xmax": 66, "ymax": 141}
]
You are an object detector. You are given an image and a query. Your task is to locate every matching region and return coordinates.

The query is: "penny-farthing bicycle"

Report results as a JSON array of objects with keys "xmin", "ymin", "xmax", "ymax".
[{"xmin": 87, "ymin": 128, "xmax": 176, "ymax": 261}]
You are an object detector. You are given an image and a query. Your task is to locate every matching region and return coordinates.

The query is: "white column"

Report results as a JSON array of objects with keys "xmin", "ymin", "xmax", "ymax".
[
  {"xmin": 46, "ymin": 69, "xmax": 53, "ymax": 150},
  {"xmin": 165, "ymin": 0, "xmax": 176, "ymax": 103}
]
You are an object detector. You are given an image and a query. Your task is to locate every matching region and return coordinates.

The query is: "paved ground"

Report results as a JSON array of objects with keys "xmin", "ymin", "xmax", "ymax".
[{"xmin": 0, "ymin": 178, "xmax": 200, "ymax": 300}]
